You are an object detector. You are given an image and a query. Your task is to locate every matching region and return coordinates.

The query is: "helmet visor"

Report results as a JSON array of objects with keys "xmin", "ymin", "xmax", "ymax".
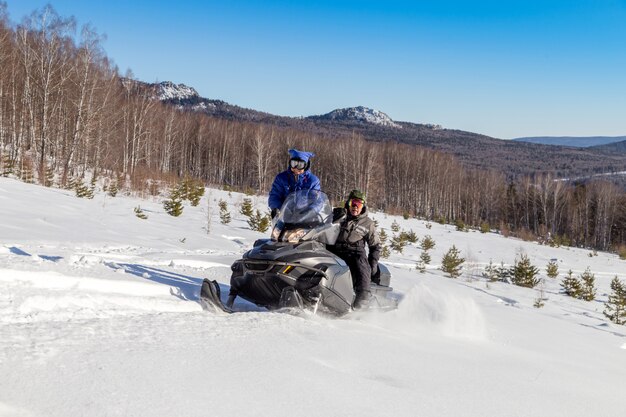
[
  {"xmin": 349, "ymin": 198, "xmax": 364, "ymax": 210},
  {"xmin": 290, "ymin": 159, "xmax": 306, "ymax": 169}
]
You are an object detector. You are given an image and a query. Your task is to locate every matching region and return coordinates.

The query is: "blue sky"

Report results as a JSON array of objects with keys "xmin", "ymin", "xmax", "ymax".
[{"xmin": 5, "ymin": 0, "xmax": 626, "ymax": 139}]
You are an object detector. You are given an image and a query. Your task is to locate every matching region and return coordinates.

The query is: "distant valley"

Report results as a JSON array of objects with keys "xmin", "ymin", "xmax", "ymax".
[{"xmin": 513, "ymin": 136, "xmax": 626, "ymax": 148}]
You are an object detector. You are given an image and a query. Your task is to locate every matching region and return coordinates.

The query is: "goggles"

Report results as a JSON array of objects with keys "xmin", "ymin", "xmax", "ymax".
[
  {"xmin": 349, "ymin": 198, "xmax": 364, "ymax": 209},
  {"xmin": 290, "ymin": 159, "xmax": 306, "ymax": 170}
]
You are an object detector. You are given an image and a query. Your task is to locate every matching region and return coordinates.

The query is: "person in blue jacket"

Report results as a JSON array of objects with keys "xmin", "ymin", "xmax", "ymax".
[{"xmin": 268, "ymin": 149, "xmax": 321, "ymax": 218}]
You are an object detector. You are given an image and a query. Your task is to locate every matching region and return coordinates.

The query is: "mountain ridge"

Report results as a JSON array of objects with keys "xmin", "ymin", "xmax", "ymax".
[{"xmin": 127, "ymin": 78, "xmax": 626, "ymax": 181}]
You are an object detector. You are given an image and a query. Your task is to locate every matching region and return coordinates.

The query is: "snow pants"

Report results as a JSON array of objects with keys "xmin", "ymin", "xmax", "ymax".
[{"xmin": 335, "ymin": 249, "xmax": 372, "ymax": 295}]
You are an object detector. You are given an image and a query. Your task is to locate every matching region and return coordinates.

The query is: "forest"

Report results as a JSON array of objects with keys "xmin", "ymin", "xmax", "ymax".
[{"xmin": 0, "ymin": 4, "xmax": 624, "ymax": 252}]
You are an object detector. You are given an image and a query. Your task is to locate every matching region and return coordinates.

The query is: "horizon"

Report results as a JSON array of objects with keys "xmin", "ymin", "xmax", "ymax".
[{"xmin": 4, "ymin": 0, "xmax": 626, "ymax": 139}]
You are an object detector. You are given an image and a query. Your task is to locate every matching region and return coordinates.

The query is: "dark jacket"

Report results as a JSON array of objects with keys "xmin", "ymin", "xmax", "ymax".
[
  {"xmin": 268, "ymin": 170, "xmax": 321, "ymax": 210},
  {"xmin": 333, "ymin": 205, "xmax": 381, "ymax": 275}
]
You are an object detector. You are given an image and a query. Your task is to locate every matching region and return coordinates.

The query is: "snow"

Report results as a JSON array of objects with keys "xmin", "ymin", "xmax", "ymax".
[
  {"xmin": 155, "ymin": 81, "xmax": 199, "ymax": 101},
  {"xmin": 322, "ymin": 106, "xmax": 402, "ymax": 128},
  {"xmin": 1, "ymin": 177, "xmax": 625, "ymax": 417}
]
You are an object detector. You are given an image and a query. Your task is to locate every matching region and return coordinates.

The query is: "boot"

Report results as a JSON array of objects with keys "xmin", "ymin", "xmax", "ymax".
[{"xmin": 353, "ymin": 290, "xmax": 371, "ymax": 310}]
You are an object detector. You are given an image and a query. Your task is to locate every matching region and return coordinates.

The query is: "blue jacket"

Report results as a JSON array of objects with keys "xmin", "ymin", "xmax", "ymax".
[{"xmin": 268, "ymin": 169, "xmax": 321, "ymax": 210}]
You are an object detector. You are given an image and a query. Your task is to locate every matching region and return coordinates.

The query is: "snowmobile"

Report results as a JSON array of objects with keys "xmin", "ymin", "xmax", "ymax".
[{"xmin": 200, "ymin": 189, "xmax": 396, "ymax": 316}]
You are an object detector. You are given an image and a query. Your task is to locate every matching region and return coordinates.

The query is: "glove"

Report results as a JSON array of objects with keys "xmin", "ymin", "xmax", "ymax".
[
  {"xmin": 332, "ymin": 207, "xmax": 346, "ymax": 223},
  {"xmin": 271, "ymin": 208, "xmax": 279, "ymax": 219},
  {"xmin": 370, "ymin": 262, "xmax": 380, "ymax": 284}
]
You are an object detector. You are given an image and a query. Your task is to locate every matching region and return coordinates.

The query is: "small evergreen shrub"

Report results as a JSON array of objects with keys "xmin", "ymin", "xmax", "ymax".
[
  {"xmin": 440, "ymin": 245, "xmax": 465, "ymax": 278},
  {"xmin": 248, "ymin": 210, "xmax": 271, "ymax": 232},
  {"xmin": 604, "ymin": 277, "xmax": 626, "ymax": 325},
  {"xmin": 108, "ymin": 181, "xmax": 119, "ymax": 197},
  {"xmin": 400, "ymin": 229, "xmax": 418, "ymax": 244},
  {"xmin": 164, "ymin": 187, "xmax": 184, "ymax": 217},
  {"xmin": 390, "ymin": 235, "xmax": 406, "ymax": 254},
  {"xmin": 416, "ymin": 251, "xmax": 431, "ymax": 273},
  {"xmin": 391, "ymin": 220, "xmax": 400, "ymax": 233},
  {"xmin": 188, "ymin": 181, "xmax": 205, "ymax": 206},
  {"xmin": 381, "ymin": 245, "xmax": 391, "ymax": 259},
  {"xmin": 379, "ymin": 229, "xmax": 388, "ymax": 245},
  {"xmin": 420, "ymin": 235, "xmax": 436, "ymax": 251},
  {"xmin": 480, "ymin": 222, "xmax": 490, "ymax": 234},
  {"xmin": 219, "ymin": 199, "xmax": 231, "ymax": 224},
  {"xmin": 75, "ymin": 179, "xmax": 94, "ymax": 199},
  {"xmin": 44, "ymin": 165, "xmax": 55, "ymax": 187},
  {"xmin": 511, "ymin": 254, "xmax": 540, "ymax": 288},
  {"xmin": 482, "ymin": 260, "xmax": 499, "ymax": 282},
  {"xmin": 546, "ymin": 260, "xmax": 559, "ymax": 279},
  {"xmin": 240, "ymin": 198, "xmax": 254, "ymax": 217},
  {"xmin": 496, "ymin": 261, "xmax": 512, "ymax": 283},
  {"xmin": 134, "ymin": 206, "xmax": 148, "ymax": 219},
  {"xmin": 561, "ymin": 270, "xmax": 582, "ymax": 298},
  {"xmin": 1, "ymin": 153, "xmax": 14, "ymax": 177},
  {"xmin": 579, "ymin": 267, "xmax": 597, "ymax": 301}
]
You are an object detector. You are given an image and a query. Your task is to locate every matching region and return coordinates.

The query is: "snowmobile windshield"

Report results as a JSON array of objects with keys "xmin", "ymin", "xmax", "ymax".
[{"xmin": 271, "ymin": 190, "xmax": 338, "ymax": 243}]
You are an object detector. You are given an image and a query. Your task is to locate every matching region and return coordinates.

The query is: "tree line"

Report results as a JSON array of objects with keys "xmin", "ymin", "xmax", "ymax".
[{"xmin": 0, "ymin": 4, "xmax": 624, "ymax": 252}]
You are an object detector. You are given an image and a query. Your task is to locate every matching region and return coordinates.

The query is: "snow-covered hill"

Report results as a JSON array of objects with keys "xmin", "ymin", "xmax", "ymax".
[
  {"xmin": 310, "ymin": 106, "xmax": 402, "ymax": 128},
  {"xmin": 154, "ymin": 80, "xmax": 199, "ymax": 101},
  {"xmin": 1, "ymin": 177, "xmax": 625, "ymax": 417}
]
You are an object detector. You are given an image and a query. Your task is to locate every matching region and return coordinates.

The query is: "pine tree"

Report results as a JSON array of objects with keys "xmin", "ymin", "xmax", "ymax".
[
  {"xmin": 179, "ymin": 176, "xmax": 193, "ymax": 200},
  {"xmin": 391, "ymin": 220, "xmax": 400, "ymax": 232},
  {"xmin": 219, "ymin": 199, "xmax": 231, "ymax": 224},
  {"xmin": 379, "ymin": 228, "xmax": 388, "ymax": 245},
  {"xmin": 440, "ymin": 245, "xmax": 465, "ymax": 278},
  {"xmin": 390, "ymin": 234, "xmax": 406, "ymax": 254},
  {"xmin": 561, "ymin": 269, "xmax": 582, "ymax": 298},
  {"xmin": 1, "ymin": 154, "xmax": 14, "ymax": 177},
  {"xmin": 44, "ymin": 164, "xmax": 55, "ymax": 187},
  {"xmin": 534, "ymin": 278, "xmax": 546, "ymax": 308},
  {"xmin": 240, "ymin": 198, "xmax": 254, "ymax": 217},
  {"xmin": 164, "ymin": 187, "xmax": 184, "ymax": 217},
  {"xmin": 75, "ymin": 179, "xmax": 94, "ymax": 199},
  {"xmin": 381, "ymin": 245, "xmax": 391, "ymax": 259},
  {"xmin": 420, "ymin": 235, "xmax": 436, "ymax": 251},
  {"xmin": 546, "ymin": 260, "xmax": 559, "ymax": 279},
  {"xmin": 511, "ymin": 254, "xmax": 540, "ymax": 288},
  {"xmin": 579, "ymin": 267, "xmax": 597, "ymax": 301},
  {"xmin": 604, "ymin": 277, "xmax": 626, "ymax": 325},
  {"xmin": 416, "ymin": 250, "xmax": 431, "ymax": 273},
  {"xmin": 400, "ymin": 229, "xmax": 418, "ymax": 244},
  {"xmin": 482, "ymin": 260, "xmax": 499, "ymax": 282},
  {"xmin": 20, "ymin": 161, "xmax": 34, "ymax": 184},
  {"xmin": 108, "ymin": 180, "xmax": 119, "ymax": 197},
  {"xmin": 496, "ymin": 261, "xmax": 512, "ymax": 283},
  {"xmin": 134, "ymin": 206, "xmax": 148, "ymax": 220},
  {"xmin": 248, "ymin": 210, "xmax": 271, "ymax": 232},
  {"xmin": 188, "ymin": 180, "xmax": 205, "ymax": 206}
]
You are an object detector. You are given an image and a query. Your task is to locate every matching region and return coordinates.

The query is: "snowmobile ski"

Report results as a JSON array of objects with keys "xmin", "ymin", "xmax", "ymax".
[{"xmin": 199, "ymin": 279, "xmax": 232, "ymax": 314}]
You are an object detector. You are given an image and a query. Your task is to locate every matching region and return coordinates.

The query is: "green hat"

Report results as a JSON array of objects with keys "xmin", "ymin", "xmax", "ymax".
[{"xmin": 348, "ymin": 189, "xmax": 366, "ymax": 204}]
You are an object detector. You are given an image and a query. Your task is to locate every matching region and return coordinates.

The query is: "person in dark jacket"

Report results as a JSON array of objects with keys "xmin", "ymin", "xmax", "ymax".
[
  {"xmin": 329, "ymin": 189, "xmax": 381, "ymax": 309},
  {"xmin": 268, "ymin": 149, "xmax": 321, "ymax": 218}
]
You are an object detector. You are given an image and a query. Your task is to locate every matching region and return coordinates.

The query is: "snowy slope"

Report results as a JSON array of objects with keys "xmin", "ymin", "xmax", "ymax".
[{"xmin": 1, "ymin": 177, "xmax": 625, "ymax": 417}]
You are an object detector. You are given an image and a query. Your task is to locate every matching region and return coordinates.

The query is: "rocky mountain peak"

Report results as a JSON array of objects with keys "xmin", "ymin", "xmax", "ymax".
[
  {"xmin": 155, "ymin": 81, "xmax": 199, "ymax": 101},
  {"xmin": 315, "ymin": 106, "xmax": 401, "ymax": 128}
]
